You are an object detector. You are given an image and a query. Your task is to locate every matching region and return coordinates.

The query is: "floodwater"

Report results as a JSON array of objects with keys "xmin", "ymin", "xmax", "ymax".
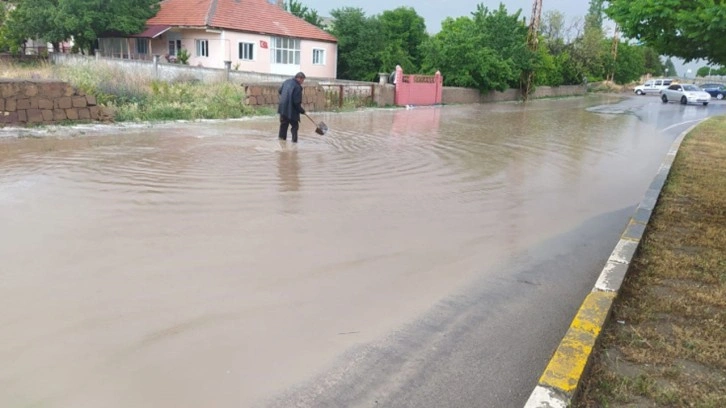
[{"xmin": 0, "ymin": 96, "xmax": 717, "ymax": 407}]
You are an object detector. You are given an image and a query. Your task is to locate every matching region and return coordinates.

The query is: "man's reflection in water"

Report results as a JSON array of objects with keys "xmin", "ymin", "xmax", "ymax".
[{"xmin": 277, "ymin": 144, "xmax": 300, "ymax": 192}]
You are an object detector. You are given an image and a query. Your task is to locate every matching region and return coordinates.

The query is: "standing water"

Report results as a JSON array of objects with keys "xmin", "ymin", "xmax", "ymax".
[{"xmin": 0, "ymin": 96, "xmax": 710, "ymax": 407}]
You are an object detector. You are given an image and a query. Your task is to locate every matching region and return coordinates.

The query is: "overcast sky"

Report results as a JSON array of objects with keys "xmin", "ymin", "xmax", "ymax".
[
  {"xmin": 302, "ymin": 0, "xmax": 705, "ymax": 76},
  {"xmin": 304, "ymin": 0, "xmax": 587, "ymax": 34}
]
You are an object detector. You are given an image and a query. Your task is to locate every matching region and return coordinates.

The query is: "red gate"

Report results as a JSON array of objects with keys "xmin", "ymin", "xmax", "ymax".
[{"xmin": 394, "ymin": 65, "xmax": 443, "ymax": 106}]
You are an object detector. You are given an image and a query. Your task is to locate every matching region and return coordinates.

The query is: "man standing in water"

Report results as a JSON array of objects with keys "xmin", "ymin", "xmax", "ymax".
[{"xmin": 278, "ymin": 72, "xmax": 306, "ymax": 143}]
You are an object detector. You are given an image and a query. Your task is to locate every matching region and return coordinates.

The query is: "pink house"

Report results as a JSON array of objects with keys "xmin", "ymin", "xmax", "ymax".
[{"xmin": 98, "ymin": 0, "xmax": 338, "ymax": 79}]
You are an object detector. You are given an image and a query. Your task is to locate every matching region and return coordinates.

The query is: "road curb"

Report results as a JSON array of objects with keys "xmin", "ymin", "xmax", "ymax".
[{"xmin": 522, "ymin": 122, "xmax": 700, "ymax": 408}]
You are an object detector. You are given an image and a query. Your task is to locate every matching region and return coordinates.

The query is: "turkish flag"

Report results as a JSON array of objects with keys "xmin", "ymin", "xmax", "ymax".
[{"xmin": 260, "ymin": 40, "xmax": 268, "ymax": 49}]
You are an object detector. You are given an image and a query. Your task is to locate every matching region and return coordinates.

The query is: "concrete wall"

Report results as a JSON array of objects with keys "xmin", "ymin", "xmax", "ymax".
[
  {"xmin": 0, "ymin": 79, "xmax": 113, "ymax": 127},
  {"xmin": 444, "ymin": 85, "xmax": 586, "ymax": 104}
]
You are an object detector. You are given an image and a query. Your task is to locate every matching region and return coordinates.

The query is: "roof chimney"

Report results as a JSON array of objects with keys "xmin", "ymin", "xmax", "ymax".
[{"xmin": 277, "ymin": 0, "xmax": 284, "ymax": 8}]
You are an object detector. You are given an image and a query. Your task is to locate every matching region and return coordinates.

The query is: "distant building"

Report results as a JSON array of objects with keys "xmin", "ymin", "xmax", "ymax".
[{"xmin": 97, "ymin": 0, "xmax": 338, "ymax": 79}]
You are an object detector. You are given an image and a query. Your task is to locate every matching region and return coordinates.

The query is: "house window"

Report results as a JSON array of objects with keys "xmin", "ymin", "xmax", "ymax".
[
  {"xmin": 136, "ymin": 39, "xmax": 148, "ymax": 55},
  {"xmin": 168, "ymin": 39, "xmax": 181, "ymax": 56},
  {"xmin": 270, "ymin": 37, "xmax": 300, "ymax": 65},
  {"xmin": 239, "ymin": 42, "xmax": 254, "ymax": 60},
  {"xmin": 313, "ymin": 48, "xmax": 325, "ymax": 65},
  {"xmin": 195, "ymin": 39, "xmax": 209, "ymax": 57}
]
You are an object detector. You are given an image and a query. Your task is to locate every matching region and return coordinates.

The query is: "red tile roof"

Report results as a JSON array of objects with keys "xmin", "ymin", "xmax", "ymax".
[
  {"xmin": 147, "ymin": 0, "xmax": 337, "ymax": 43},
  {"xmin": 130, "ymin": 25, "xmax": 172, "ymax": 38}
]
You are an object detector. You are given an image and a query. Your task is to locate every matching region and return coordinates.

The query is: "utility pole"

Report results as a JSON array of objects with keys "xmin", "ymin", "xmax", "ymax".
[
  {"xmin": 521, "ymin": 0, "xmax": 542, "ymax": 102},
  {"xmin": 607, "ymin": 24, "xmax": 620, "ymax": 82}
]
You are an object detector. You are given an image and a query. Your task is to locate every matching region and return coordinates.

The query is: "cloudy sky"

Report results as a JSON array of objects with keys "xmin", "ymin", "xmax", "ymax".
[
  {"xmin": 304, "ymin": 0, "xmax": 587, "ymax": 33},
  {"xmin": 302, "ymin": 0, "xmax": 704, "ymax": 76}
]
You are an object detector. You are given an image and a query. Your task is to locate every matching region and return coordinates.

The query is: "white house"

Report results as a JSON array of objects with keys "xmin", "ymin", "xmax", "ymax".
[{"xmin": 98, "ymin": 0, "xmax": 338, "ymax": 79}]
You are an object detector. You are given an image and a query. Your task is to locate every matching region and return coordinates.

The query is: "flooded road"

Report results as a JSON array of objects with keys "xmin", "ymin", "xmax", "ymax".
[{"xmin": 1, "ymin": 95, "xmax": 723, "ymax": 407}]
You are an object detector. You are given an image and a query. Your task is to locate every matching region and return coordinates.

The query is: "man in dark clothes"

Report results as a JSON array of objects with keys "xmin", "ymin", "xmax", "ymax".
[{"xmin": 278, "ymin": 72, "xmax": 306, "ymax": 143}]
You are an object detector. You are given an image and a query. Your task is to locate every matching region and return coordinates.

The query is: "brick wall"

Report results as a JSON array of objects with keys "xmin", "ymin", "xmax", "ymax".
[{"xmin": 0, "ymin": 79, "xmax": 113, "ymax": 127}]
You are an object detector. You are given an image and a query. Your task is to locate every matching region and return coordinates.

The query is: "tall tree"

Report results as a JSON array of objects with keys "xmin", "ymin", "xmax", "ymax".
[
  {"xmin": 421, "ymin": 4, "xmax": 532, "ymax": 92},
  {"xmin": 540, "ymin": 10, "xmax": 566, "ymax": 52},
  {"xmin": 329, "ymin": 7, "xmax": 382, "ymax": 81},
  {"xmin": 421, "ymin": 16, "xmax": 512, "ymax": 91},
  {"xmin": 3, "ymin": 0, "xmax": 159, "ymax": 54},
  {"xmin": 642, "ymin": 47, "xmax": 664, "ymax": 77},
  {"xmin": 604, "ymin": 40, "xmax": 645, "ymax": 84},
  {"xmin": 664, "ymin": 58, "xmax": 678, "ymax": 78},
  {"xmin": 577, "ymin": 0, "xmax": 605, "ymax": 80},
  {"xmin": 57, "ymin": 0, "xmax": 159, "ymax": 53},
  {"xmin": 606, "ymin": 0, "xmax": 726, "ymax": 65},
  {"xmin": 284, "ymin": 0, "xmax": 324, "ymax": 28},
  {"xmin": 377, "ymin": 7, "xmax": 427, "ymax": 73},
  {"xmin": 2, "ymin": 0, "xmax": 65, "ymax": 52}
]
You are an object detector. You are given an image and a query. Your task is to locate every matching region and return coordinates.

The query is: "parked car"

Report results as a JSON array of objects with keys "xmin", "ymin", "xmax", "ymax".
[
  {"xmin": 634, "ymin": 78, "xmax": 674, "ymax": 95},
  {"xmin": 700, "ymin": 83, "xmax": 726, "ymax": 100},
  {"xmin": 660, "ymin": 84, "xmax": 711, "ymax": 105}
]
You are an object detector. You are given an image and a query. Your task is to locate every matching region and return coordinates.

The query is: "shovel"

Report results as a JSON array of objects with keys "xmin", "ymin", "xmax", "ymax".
[{"xmin": 304, "ymin": 113, "xmax": 328, "ymax": 135}]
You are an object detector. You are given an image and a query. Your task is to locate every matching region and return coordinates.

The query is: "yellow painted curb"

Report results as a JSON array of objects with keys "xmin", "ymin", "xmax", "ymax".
[{"xmin": 538, "ymin": 291, "xmax": 616, "ymax": 395}]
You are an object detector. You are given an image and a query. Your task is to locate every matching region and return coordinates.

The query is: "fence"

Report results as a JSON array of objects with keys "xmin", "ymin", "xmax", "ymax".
[
  {"xmin": 320, "ymin": 83, "xmax": 376, "ymax": 109},
  {"xmin": 394, "ymin": 65, "xmax": 443, "ymax": 106}
]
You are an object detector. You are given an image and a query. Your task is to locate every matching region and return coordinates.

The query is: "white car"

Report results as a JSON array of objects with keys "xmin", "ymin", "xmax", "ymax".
[
  {"xmin": 634, "ymin": 78, "xmax": 673, "ymax": 95},
  {"xmin": 661, "ymin": 84, "xmax": 711, "ymax": 106}
]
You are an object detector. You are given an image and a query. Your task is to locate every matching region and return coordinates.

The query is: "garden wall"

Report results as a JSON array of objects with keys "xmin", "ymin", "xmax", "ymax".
[
  {"xmin": 242, "ymin": 84, "xmax": 327, "ymax": 112},
  {"xmin": 443, "ymin": 85, "xmax": 587, "ymax": 104},
  {"xmin": 0, "ymin": 79, "xmax": 113, "ymax": 127}
]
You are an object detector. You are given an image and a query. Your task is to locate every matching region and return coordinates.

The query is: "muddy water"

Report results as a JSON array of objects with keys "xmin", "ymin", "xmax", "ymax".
[{"xmin": 0, "ymin": 97, "xmax": 683, "ymax": 406}]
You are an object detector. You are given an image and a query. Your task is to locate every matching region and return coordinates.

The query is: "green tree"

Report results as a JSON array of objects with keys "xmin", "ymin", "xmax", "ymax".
[
  {"xmin": 472, "ymin": 4, "xmax": 531, "ymax": 80},
  {"xmin": 377, "ymin": 7, "xmax": 427, "ymax": 73},
  {"xmin": 606, "ymin": 0, "xmax": 726, "ymax": 65},
  {"xmin": 608, "ymin": 41, "xmax": 645, "ymax": 84},
  {"xmin": 664, "ymin": 58, "xmax": 678, "ymax": 77},
  {"xmin": 696, "ymin": 66, "xmax": 724, "ymax": 77},
  {"xmin": 329, "ymin": 7, "xmax": 382, "ymax": 81},
  {"xmin": 540, "ymin": 10, "xmax": 566, "ymax": 54},
  {"xmin": 642, "ymin": 47, "xmax": 663, "ymax": 77},
  {"xmin": 421, "ymin": 15, "xmax": 513, "ymax": 92},
  {"xmin": 3, "ymin": 0, "xmax": 159, "ymax": 54},
  {"xmin": 577, "ymin": 0, "xmax": 606, "ymax": 80},
  {"xmin": 284, "ymin": 0, "xmax": 324, "ymax": 28},
  {"xmin": 2, "ymin": 0, "xmax": 65, "ymax": 52},
  {"xmin": 56, "ymin": 0, "xmax": 159, "ymax": 53},
  {"xmin": 534, "ymin": 45, "xmax": 563, "ymax": 86}
]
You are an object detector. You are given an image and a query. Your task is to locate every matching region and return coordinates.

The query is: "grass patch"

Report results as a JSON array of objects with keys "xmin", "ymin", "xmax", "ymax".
[
  {"xmin": 574, "ymin": 117, "xmax": 726, "ymax": 407},
  {"xmin": 1, "ymin": 59, "xmax": 256, "ymax": 122}
]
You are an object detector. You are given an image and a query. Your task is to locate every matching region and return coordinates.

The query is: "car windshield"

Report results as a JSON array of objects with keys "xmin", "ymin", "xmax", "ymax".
[{"xmin": 683, "ymin": 85, "xmax": 701, "ymax": 91}]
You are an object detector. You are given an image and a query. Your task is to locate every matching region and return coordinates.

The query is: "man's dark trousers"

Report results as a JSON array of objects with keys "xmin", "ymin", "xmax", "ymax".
[{"xmin": 278, "ymin": 115, "xmax": 299, "ymax": 143}]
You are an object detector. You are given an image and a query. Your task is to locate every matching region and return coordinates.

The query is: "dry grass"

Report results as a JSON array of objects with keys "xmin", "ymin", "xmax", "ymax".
[
  {"xmin": 0, "ymin": 59, "xmax": 253, "ymax": 121},
  {"xmin": 575, "ymin": 117, "xmax": 726, "ymax": 408}
]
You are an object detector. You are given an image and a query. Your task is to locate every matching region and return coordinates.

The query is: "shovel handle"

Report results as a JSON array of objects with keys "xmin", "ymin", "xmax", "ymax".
[{"xmin": 303, "ymin": 112, "xmax": 317, "ymax": 126}]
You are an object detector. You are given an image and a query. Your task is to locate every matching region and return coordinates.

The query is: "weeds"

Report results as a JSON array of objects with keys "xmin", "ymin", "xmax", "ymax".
[{"xmin": 2, "ymin": 59, "xmax": 253, "ymax": 122}]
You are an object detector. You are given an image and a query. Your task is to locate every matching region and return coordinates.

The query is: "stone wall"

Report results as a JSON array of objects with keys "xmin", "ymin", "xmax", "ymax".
[
  {"xmin": 1, "ymin": 79, "xmax": 113, "ymax": 126},
  {"xmin": 242, "ymin": 84, "xmax": 331, "ymax": 112}
]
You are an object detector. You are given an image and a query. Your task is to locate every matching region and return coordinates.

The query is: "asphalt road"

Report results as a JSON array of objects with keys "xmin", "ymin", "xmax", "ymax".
[{"xmin": 263, "ymin": 95, "xmax": 726, "ymax": 408}]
